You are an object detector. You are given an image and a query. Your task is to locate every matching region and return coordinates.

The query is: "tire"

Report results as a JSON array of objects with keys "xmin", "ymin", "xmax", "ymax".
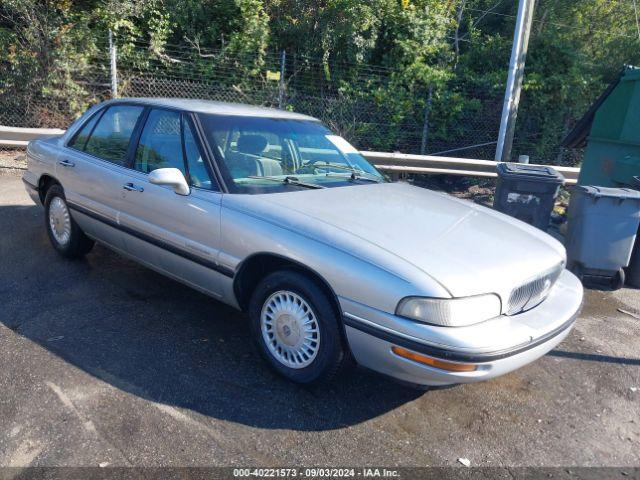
[
  {"xmin": 248, "ymin": 269, "xmax": 347, "ymax": 385},
  {"xmin": 44, "ymin": 184, "xmax": 94, "ymax": 259}
]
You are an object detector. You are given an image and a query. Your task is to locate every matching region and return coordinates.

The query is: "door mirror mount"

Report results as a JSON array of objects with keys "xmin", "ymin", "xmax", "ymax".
[{"xmin": 148, "ymin": 168, "xmax": 190, "ymax": 196}]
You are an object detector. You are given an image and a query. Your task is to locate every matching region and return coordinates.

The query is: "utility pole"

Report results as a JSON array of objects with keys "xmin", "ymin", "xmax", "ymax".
[
  {"xmin": 495, "ymin": 0, "xmax": 535, "ymax": 162},
  {"xmin": 108, "ymin": 30, "xmax": 118, "ymax": 98}
]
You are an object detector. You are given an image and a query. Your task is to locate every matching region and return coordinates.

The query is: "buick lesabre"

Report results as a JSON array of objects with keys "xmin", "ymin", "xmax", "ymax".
[{"xmin": 22, "ymin": 98, "xmax": 583, "ymax": 387}]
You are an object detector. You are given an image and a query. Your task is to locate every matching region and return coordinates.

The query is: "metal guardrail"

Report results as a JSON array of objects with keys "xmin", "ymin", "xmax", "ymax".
[
  {"xmin": 0, "ymin": 126, "xmax": 66, "ymax": 147},
  {"xmin": 0, "ymin": 126, "xmax": 579, "ymax": 184},
  {"xmin": 362, "ymin": 151, "xmax": 579, "ymax": 185}
]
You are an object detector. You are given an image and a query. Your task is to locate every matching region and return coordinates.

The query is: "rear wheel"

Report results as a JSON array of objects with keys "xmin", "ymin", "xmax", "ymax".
[
  {"xmin": 44, "ymin": 184, "xmax": 94, "ymax": 259},
  {"xmin": 248, "ymin": 270, "xmax": 347, "ymax": 384}
]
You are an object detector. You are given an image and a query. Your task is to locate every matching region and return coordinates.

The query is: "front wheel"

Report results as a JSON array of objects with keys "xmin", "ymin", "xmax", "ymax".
[
  {"xmin": 44, "ymin": 184, "xmax": 94, "ymax": 259},
  {"xmin": 248, "ymin": 270, "xmax": 347, "ymax": 384}
]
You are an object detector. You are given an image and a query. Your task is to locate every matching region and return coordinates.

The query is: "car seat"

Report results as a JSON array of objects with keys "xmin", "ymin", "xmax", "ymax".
[{"xmin": 228, "ymin": 134, "xmax": 283, "ymax": 178}]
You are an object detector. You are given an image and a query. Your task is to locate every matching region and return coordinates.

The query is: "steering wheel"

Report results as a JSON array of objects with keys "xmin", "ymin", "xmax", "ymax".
[{"xmin": 295, "ymin": 160, "xmax": 336, "ymax": 175}]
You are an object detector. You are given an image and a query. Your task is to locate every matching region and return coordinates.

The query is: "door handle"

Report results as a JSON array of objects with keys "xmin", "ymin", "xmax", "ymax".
[
  {"xmin": 123, "ymin": 183, "xmax": 144, "ymax": 192},
  {"xmin": 58, "ymin": 159, "xmax": 75, "ymax": 168}
]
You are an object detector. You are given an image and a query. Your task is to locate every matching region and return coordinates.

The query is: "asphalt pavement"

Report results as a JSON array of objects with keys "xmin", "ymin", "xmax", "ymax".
[{"xmin": 0, "ymin": 172, "xmax": 639, "ymax": 468}]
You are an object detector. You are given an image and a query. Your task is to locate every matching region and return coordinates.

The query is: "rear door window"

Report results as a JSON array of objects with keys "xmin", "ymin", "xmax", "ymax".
[
  {"xmin": 68, "ymin": 110, "xmax": 103, "ymax": 151},
  {"xmin": 83, "ymin": 105, "xmax": 144, "ymax": 165}
]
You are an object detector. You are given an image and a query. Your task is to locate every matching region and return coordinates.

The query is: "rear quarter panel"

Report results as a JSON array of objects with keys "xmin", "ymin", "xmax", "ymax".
[
  {"xmin": 24, "ymin": 104, "xmax": 102, "ymax": 197},
  {"xmin": 24, "ymin": 137, "xmax": 64, "ymax": 201}
]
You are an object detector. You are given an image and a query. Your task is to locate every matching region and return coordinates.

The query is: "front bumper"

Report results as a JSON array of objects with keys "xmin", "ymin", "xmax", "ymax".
[{"xmin": 341, "ymin": 269, "xmax": 583, "ymax": 386}]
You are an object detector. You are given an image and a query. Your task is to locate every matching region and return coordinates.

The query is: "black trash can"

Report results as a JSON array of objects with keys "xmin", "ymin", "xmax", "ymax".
[{"xmin": 493, "ymin": 163, "xmax": 565, "ymax": 230}]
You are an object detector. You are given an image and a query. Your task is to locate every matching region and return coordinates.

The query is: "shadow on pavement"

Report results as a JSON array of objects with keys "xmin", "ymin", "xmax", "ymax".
[
  {"xmin": 0, "ymin": 204, "xmax": 423, "ymax": 431},
  {"xmin": 549, "ymin": 349, "xmax": 640, "ymax": 366}
]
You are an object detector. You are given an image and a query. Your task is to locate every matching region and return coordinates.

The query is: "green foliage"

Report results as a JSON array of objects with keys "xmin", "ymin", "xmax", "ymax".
[{"xmin": 456, "ymin": 0, "xmax": 640, "ymax": 163}]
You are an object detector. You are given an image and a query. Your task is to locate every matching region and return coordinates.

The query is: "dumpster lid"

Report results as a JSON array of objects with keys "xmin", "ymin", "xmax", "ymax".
[
  {"xmin": 576, "ymin": 185, "xmax": 640, "ymax": 199},
  {"xmin": 497, "ymin": 163, "xmax": 565, "ymax": 183},
  {"xmin": 562, "ymin": 65, "xmax": 640, "ymax": 148}
]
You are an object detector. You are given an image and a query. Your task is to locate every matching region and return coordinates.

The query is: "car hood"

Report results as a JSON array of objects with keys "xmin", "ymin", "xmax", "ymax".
[{"xmin": 235, "ymin": 182, "xmax": 566, "ymax": 301}]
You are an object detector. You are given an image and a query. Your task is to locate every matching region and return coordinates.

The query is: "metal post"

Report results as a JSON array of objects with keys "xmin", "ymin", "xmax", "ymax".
[
  {"xmin": 278, "ymin": 50, "xmax": 286, "ymax": 109},
  {"xmin": 108, "ymin": 30, "xmax": 118, "ymax": 98},
  {"xmin": 420, "ymin": 86, "xmax": 433, "ymax": 155},
  {"xmin": 495, "ymin": 0, "xmax": 535, "ymax": 162}
]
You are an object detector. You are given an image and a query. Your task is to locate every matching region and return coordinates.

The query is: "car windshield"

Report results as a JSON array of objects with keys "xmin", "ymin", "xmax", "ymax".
[{"xmin": 198, "ymin": 114, "xmax": 385, "ymax": 193}]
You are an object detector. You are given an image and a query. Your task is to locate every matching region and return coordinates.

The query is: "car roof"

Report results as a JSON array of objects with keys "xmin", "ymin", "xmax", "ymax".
[{"xmin": 104, "ymin": 97, "xmax": 320, "ymax": 122}]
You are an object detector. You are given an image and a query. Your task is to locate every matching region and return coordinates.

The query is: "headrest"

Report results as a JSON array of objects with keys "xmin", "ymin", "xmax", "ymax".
[{"xmin": 237, "ymin": 135, "xmax": 268, "ymax": 155}]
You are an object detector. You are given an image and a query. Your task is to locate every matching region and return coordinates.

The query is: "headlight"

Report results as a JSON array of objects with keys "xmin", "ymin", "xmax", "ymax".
[{"xmin": 396, "ymin": 294, "xmax": 502, "ymax": 327}]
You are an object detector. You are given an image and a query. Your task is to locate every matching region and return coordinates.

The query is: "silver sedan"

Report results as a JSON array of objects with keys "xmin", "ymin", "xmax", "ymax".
[{"xmin": 22, "ymin": 98, "xmax": 583, "ymax": 387}]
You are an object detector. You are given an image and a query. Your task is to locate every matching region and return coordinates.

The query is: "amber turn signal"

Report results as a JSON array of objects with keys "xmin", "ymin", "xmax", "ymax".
[{"xmin": 391, "ymin": 346, "xmax": 478, "ymax": 372}]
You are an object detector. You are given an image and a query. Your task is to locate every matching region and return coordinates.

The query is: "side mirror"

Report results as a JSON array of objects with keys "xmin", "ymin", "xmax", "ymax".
[{"xmin": 148, "ymin": 168, "xmax": 190, "ymax": 196}]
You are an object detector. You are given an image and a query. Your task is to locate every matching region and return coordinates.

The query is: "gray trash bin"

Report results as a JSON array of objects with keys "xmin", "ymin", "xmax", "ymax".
[
  {"xmin": 494, "ymin": 163, "xmax": 565, "ymax": 230},
  {"xmin": 566, "ymin": 186, "xmax": 640, "ymax": 289}
]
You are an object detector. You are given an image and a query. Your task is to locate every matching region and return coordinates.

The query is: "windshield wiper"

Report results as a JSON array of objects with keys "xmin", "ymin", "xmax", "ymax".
[
  {"xmin": 311, "ymin": 163, "xmax": 383, "ymax": 182},
  {"xmin": 322, "ymin": 171, "xmax": 382, "ymax": 183},
  {"xmin": 247, "ymin": 175, "xmax": 326, "ymax": 189}
]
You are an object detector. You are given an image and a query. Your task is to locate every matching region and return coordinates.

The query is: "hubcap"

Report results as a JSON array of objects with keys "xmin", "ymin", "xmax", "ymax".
[
  {"xmin": 260, "ymin": 290, "xmax": 320, "ymax": 369},
  {"xmin": 48, "ymin": 196, "xmax": 71, "ymax": 246}
]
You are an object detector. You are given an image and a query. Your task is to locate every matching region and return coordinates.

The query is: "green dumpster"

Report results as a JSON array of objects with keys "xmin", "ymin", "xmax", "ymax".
[{"xmin": 562, "ymin": 66, "xmax": 640, "ymax": 187}]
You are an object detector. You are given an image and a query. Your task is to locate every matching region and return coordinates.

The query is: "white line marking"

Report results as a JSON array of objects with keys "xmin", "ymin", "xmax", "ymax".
[
  {"xmin": 7, "ymin": 441, "xmax": 43, "ymax": 467},
  {"xmin": 45, "ymin": 381, "xmax": 97, "ymax": 434},
  {"xmin": 154, "ymin": 404, "xmax": 226, "ymax": 444}
]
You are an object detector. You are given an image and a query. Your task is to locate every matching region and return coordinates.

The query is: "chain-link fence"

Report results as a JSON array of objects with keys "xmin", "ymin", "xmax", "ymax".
[{"xmin": 0, "ymin": 33, "xmax": 569, "ymax": 162}]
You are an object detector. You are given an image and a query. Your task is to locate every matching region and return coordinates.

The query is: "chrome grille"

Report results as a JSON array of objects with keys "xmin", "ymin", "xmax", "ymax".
[{"xmin": 507, "ymin": 264, "xmax": 563, "ymax": 315}]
